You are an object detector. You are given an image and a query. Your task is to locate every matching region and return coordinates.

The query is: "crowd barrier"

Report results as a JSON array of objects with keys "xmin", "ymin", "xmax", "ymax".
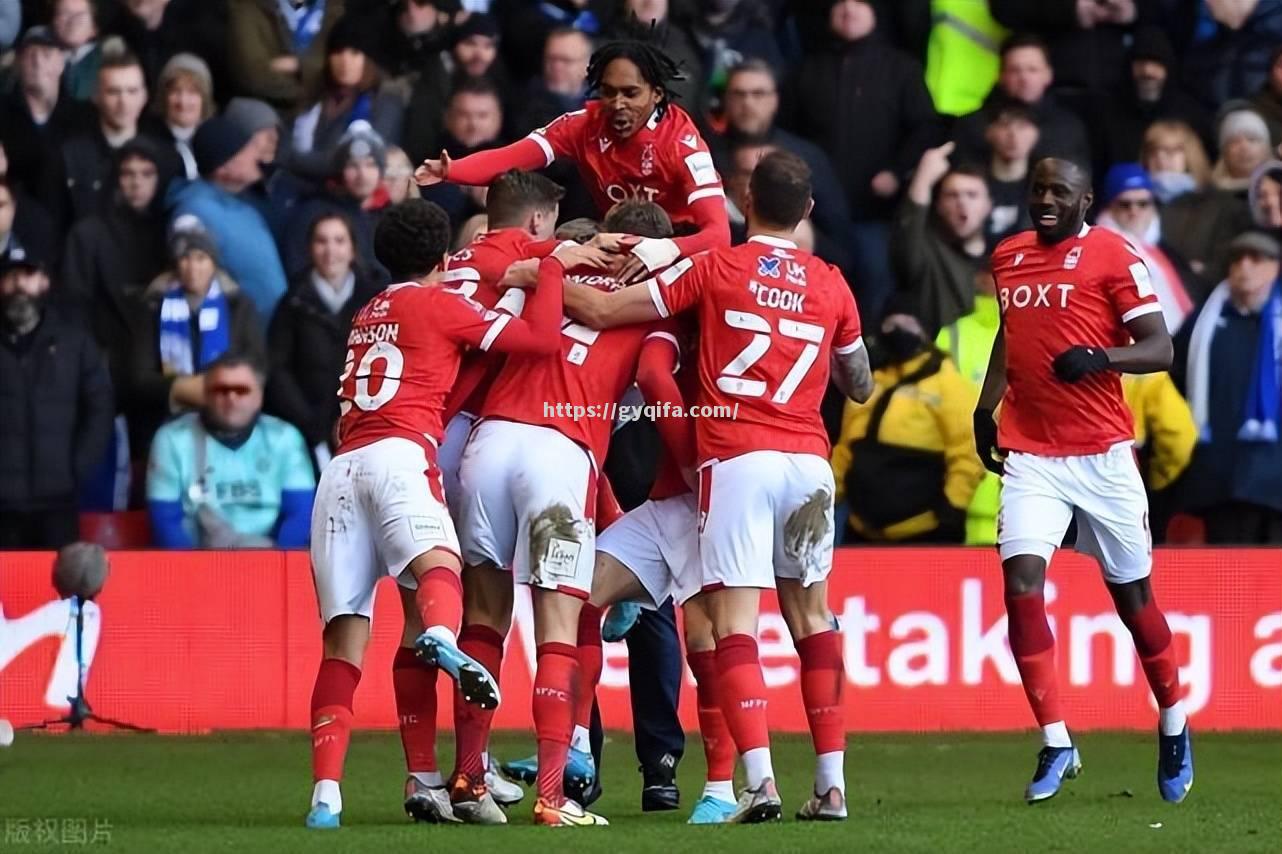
[{"xmin": 1, "ymin": 549, "xmax": 1278, "ymax": 733}]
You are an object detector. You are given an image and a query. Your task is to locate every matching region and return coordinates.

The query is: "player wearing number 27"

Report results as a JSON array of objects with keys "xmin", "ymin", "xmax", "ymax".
[
  {"xmin": 303, "ymin": 199, "xmax": 578, "ymax": 830},
  {"xmin": 564, "ymin": 151, "xmax": 875, "ymax": 823},
  {"xmin": 973, "ymin": 158, "xmax": 1193, "ymax": 806}
]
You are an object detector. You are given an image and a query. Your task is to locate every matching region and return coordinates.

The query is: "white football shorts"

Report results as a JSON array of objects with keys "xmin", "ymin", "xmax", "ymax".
[
  {"xmin": 310, "ymin": 437, "xmax": 460, "ymax": 623},
  {"xmin": 455, "ymin": 419, "xmax": 596, "ymax": 597},
  {"xmin": 698, "ymin": 450, "xmax": 836, "ymax": 591},
  {"xmin": 439, "ymin": 410, "xmax": 478, "ymax": 514},
  {"xmin": 998, "ymin": 440, "xmax": 1152, "ymax": 583},
  {"xmin": 596, "ymin": 493, "xmax": 699, "ymax": 608}
]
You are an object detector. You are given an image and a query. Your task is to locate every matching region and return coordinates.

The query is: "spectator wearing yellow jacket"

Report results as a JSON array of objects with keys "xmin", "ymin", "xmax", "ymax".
[{"xmin": 832, "ymin": 313, "xmax": 985, "ymax": 543}]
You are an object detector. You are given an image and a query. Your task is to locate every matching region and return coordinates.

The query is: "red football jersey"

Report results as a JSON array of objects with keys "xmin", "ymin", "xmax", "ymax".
[
  {"xmin": 482, "ymin": 268, "xmax": 675, "ymax": 464},
  {"xmin": 440, "ymin": 228, "xmax": 547, "ymax": 419},
  {"xmin": 529, "ymin": 102, "xmax": 724, "ymax": 231},
  {"xmin": 648, "ymin": 235, "xmax": 864, "ymax": 464},
  {"xmin": 992, "ymin": 224, "xmax": 1163, "ymax": 456},
  {"xmin": 337, "ymin": 281, "xmax": 521, "ymax": 456}
]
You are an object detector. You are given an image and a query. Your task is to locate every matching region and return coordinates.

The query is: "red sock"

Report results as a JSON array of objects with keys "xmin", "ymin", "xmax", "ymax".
[
  {"xmin": 1005, "ymin": 591, "xmax": 1063, "ymax": 726},
  {"xmin": 310, "ymin": 657, "xmax": 361, "ymax": 782},
  {"xmin": 715, "ymin": 633, "xmax": 770, "ymax": 754},
  {"xmin": 415, "ymin": 567, "xmax": 464, "ymax": 634},
  {"xmin": 452, "ymin": 624, "xmax": 503, "ymax": 779},
  {"xmin": 573, "ymin": 605, "xmax": 603, "ymax": 734},
  {"xmin": 392, "ymin": 646, "xmax": 438, "ymax": 774},
  {"xmin": 796, "ymin": 630, "xmax": 845, "ymax": 756},
  {"xmin": 533, "ymin": 642, "xmax": 579, "ymax": 804},
  {"xmin": 687, "ymin": 649, "xmax": 735, "ymax": 782},
  {"xmin": 1120, "ymin": 597, "xmax": 1182, "ymax": 708}
]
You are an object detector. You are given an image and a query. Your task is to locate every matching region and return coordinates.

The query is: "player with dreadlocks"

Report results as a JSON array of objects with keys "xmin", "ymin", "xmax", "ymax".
[{"xmin": 416, "ymin": 36, "xmax": 731, "ymax": 282}]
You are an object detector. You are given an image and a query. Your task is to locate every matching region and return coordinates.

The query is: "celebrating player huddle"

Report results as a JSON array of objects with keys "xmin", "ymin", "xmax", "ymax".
[{"xmin": 302, "ymin": 35, "xmax": 1195, "ymax": 834}]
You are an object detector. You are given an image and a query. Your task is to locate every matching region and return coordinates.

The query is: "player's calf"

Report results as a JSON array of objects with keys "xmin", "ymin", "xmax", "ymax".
[{"xmin": 305, "ymin": 616, "xmax": 368, "ymax": 829}]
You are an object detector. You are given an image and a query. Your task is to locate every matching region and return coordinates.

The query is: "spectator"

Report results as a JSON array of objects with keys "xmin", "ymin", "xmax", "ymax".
[
  {"xmin": 441, "ymin": 77, "xmax": 505, "ymax": 155},
  {"xmin": 515, "ymin": 26, "xmax": 591, "ymax": 134},
  {"xmin": 53, "ymin": 0, "xmax": 104, "ymax": 101},
  {"xmin": 113, "ymin": 0, "xmax": 228, "ymax": 90},
  {"xmin": 1095, "ymin": 163, "xmax": 1196, "ymax": 327},
  {"xmin": 226, "ymin": 0, "xmax": 345, "ymax": 112},
  {"xmin": 0, "ymin": 257, "xmax": 113, "ymax": 548},
  {"xmin": 1145, "ymin": 119, "xmax": 1253, "ymax": 284},
  {"xmin": 1095, "ymin": 26, "xmax": 1212, "ymax": 177},
  {"xmin": 922, "ymin": 0, "xmax": 1008, "ymax": 117},
  {"xmin": 935, "ymin": 262, "xmax": 1000, "ymax": 545},
  {"xmin": 892, "ymin": 142, "xmax": 992, "ymax": 336},
  {"xmin": 1250, "ymin": 159, "xmax": 1282, "ymax": 231},
  {"xmin": 831, "ymin": 311, "xmax": 983, "ymax": 543},
  {"xmin": 1121, "ymin": 370, "xmax": 1197, "ymax": 542},
  {"xmin": 288, "ymin": 15, "xmax": 407, "ymax": 179},
  {"xmin": 155, "ymin": 53, "xmax": 214, "ymax": 179},
  {"xmin": 688, "ymin": 0, "xmax": 783, "ymax": 101},
  {"xmin": 0, "ymin": 174, "xmax": 56, "ymax": 271},
  {"xmin": 266, "ymin": 212, "xmax": 381, "ymax": 464},
  {"xmin": 283, "ymin": 125, "xmax": 389, "ymax": 277},
  {"xmin": 446, "ymin": 12, "xmax": 509, "ymax": 96},
  {"xmin": 168, "ymin": 115, "xmax": 289, "ymax": 322},
  {"xmin": 0, "ymin": 27, "xmax": 93, "ymax": 199},
  {"xmin": 500, "ymin": 0, "xmax": 604, "ymax": 84},
  {"xmin": 61, "ymin": 138, "xmax": 170, "ymax": 385},
  {"xmin": 1212, "ymin": 103, "xmax": 1273, "ymax": 192},
  {"xmin": 951, "ymin": 34, "xmax": 1091, "ymax": 167},
  {"xmin": 382, "ymin": 145, "xmax": 419, "ymax": 204},
  {"xmin": 783, "ymin": 0, "xmax": 940, "ymax": 320},
  {"xmin": 126, "ymin": 228, "xmax": 265, "ymax": 457},
  {"xmin": 1173, "ymin": 230, "xmax": 1282, "ymax": 544},
  {"xmin": 147, "ymin": 352, "xmax": 314, "ymax": 548},
  {"xmin": 1180, "ymin": 0, "xmax": 1282, "ymax": 109},
  {"xmin": 223, "ymin": 96, "xmax": 307, "ymax": 240},
  {"xmin": 982, "ymin": 102, "xmax": 1037, "ymax": 248},
  {"xmin": 989, "ymin": 0, "xmax": 1138, "ymax": 95},
  {"xmin": 44, "ymin": 47, "xmax": 176, "ymax": 230},
  {"xmin": 713, "ymin": 62, "xmax": 855, "ymax": 280},
  {"xmin": 369, "ymin": 0, "xmax": 451, "ymax": 79},
  {"xmin": 1250, "ymin": 43, "xmax": 1282, "ymax": 144}
]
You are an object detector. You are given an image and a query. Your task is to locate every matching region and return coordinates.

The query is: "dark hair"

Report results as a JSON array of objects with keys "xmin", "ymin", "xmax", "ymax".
[
  {"xmin": 726, "ymin": 58, "xmax": 777, "ymax": 90},
  {"xmin": 308, "ymin": 211, "xmax": 357, "ymax": 246},
  {"xmin": 748, "ymin": 150, "xmax": 812, "ymax": 229},
  {"xmin": 586, "ymin": 36, "xmax": 685, "ymax": 116},
  {"xmin": 603, "ymin": 200, "xmax": 673, "ymax": 239},
  {"xmin": 486, "ymin": 169, "xmax": 565, "ymax": 228},
  {"xmin": 1000, "ymin": 33, "xmax": 1051, "ymax": 65},
  {"xmin": 936, "ymin": 163, "xmax": 992, "ymax": 202},
  {"xmin": 206, "ymin": 351, "xmax": 266, "ymax": 383},
  {"xmin": 374, "ymin": 199, "xmax": 452, "ymax": 279},
  {"xmin": 450, "ymin": 76, "xmax": 502, "ymax": 107},
  {"xmin": 556, "ymin": 217, "xmax": 601, "ymax": 243},
  {"xmin": 98, "ymin": 42, "xmax": 144, "ymax": 77}
]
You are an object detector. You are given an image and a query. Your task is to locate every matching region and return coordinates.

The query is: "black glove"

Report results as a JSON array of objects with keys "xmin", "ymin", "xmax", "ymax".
[
  {"xmin": 1052, "ymin": 346, "xmax": 1111, "ymax": 383},
  {"xmin": 973, "ymin": 408, "xmax": 1004, "ymax": 475}
]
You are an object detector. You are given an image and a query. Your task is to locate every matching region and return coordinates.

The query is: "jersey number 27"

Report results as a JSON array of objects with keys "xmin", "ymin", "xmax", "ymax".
[{"xmin": 716, "ymin": 310, "xmax": 823, "ymax": 404}]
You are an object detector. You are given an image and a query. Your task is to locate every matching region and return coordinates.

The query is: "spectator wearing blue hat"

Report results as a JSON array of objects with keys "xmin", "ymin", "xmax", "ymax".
[{"xmin": 1096, "ymin": 163, "xmax": 1196, "ymax": 331}]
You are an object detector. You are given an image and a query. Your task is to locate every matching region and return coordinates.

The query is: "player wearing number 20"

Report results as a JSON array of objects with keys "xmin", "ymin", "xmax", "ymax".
[
  {"xmin": 563, "ymin": 151, "xmax": 875, "ymax": 823},
  {"xmin": 304, "ymin": 199, "xmax": 568, "ymax": 830},
  {"xmin": 973, "ymin": 158, "xmax": 1193, "ymax": 806}
]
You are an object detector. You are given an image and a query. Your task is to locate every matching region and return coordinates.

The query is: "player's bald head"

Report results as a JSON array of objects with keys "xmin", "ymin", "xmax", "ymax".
[{"xmin": 1032, "ymin": 158, "xmax": 1091, "ymax": 194}]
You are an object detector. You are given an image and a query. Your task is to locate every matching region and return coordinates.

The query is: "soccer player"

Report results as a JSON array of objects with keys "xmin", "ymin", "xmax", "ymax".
[
  {"xmin": 414, "ymin": 38, "xmax": 730, "ymax": 282},
  {"xmin": 973, "ymin": 157, "xmax": 1193, "ymax": 804},
  {"xmin": 304, "ymin": 199, "xmax": 583, "ymax": 829},
  {"xmin": 560, "ymin": 151, "xmax": 875, "ymax": 823},
  {"xmin": 448, "ymin": 201, "xmax": 681, "ymax": 828}
]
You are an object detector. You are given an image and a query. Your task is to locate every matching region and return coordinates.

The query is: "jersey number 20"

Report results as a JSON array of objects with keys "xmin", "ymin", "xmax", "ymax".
[
  {"xmin": 716, "ymin": 310, "xmax": 823, "ymax": 403},
  {"xmin": 339, "ymin": 342, "xmax": 404, "ymax": 414}
]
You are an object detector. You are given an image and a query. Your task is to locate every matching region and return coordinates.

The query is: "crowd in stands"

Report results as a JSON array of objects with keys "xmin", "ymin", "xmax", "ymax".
[{"xmin": 0, "ymin": 0, "xmax": 1280, "ymax": 550}]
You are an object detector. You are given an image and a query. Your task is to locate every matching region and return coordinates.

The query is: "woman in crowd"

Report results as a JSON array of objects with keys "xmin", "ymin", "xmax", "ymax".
[{"xmin": 156, "ymin": 53, "xmax": 215, "ymax": 180}]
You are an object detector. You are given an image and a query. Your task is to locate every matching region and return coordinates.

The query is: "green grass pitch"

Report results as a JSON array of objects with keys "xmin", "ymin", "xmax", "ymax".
[{"xmin": 0, "ymin": 730, "xmax": 1278, "ymax": 853}]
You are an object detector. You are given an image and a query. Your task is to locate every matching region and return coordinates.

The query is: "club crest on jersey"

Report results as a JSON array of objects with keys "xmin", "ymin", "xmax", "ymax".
[
  {"xmin": 598, "ymin": 136, "xmax": 612, "ymax": 153},
  {"xmin": 786, "ymin": 261, "xmax": 807, "ymax": 287},
  {"xmin": 640, "ymin": 143, "xmax": 655, "ymax": 177},
  {"xmin": 1064, "ymin": 246, "xmax": 1083, "ymax": 270},
  {"xmin": 757, "ymin": 256, "xmax": 782, "ymax": 279}
]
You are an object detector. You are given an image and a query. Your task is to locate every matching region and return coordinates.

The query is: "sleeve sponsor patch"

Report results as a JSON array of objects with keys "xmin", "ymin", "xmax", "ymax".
[{"xmin": 684, "ymin": 151, "xmax": 718, "ymax": 187}]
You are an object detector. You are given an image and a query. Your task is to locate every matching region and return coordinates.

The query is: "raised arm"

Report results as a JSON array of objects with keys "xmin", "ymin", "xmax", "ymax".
[{"xmin": 414, "ymin": 138, "xmax": 550, "ymax": 187}]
